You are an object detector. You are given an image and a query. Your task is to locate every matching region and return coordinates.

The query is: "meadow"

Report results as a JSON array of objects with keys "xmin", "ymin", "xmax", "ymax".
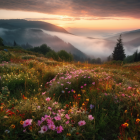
[{"xmin": 0, "ymin": 49, "xmax": 140, "ymax": 140}]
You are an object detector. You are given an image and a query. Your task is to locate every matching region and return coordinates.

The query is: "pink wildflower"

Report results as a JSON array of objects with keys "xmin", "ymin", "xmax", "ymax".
[
  {"xmin": 56, "ymin": 125, "xmax": 64, "ymax": 133},
  {"xmin": 88, "ymin": 115, "xmax": 94, "ymax": 121},
  {"xmin": 23, "ymin": 119, "xmax": 33, "ymax": 128},
  {"xmin": 46, "ymin": 97, "xmax": 51, "ymax": 102},
  {"xmin": 48, "ymin": 124, "xmax": 55, "ymax": 130},
  {"xmin": 65, "ymin": 114, "xmax": 70, "ymax": 120},
  {"xmin": 78, "ymin": 120, "xmax": 86, "ymax": 126},
  {"xmin": 48, "ymin": 107, "xmax": 52, "ymax": 110},
  {"xmin": 65, "ymin": 120, "xmax": 69, "ymax": 124},
  {"xmin": 38, "ymin": 125, "xmax": 48, "ymax": 133},
  {"xmin": 54, "ymin": 116, "xmax": 61, "ymax": 121}
]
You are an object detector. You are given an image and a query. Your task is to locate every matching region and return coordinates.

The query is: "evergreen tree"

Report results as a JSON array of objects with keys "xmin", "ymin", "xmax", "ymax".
[
  {"xmin": 0, "ymin": 37, "xmax": 4, "ymax": 46},
  {"xmin": 133, "ymin": 50, "xmax": 138, "ymax": 62},
  {"xmin": 13, "ymin": 40, "xmax": 17, "ymax": 46},
  {"xmin": 112, "ymin": 34, "xmax": 126, "ymax": 61}
]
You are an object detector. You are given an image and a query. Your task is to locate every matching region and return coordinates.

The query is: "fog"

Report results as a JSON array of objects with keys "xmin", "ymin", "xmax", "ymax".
[
  {"xmin": 0, "ymin": 27, "xmax": 138, "ymax": 59},
  {"xmin": 42, "ymin": 29, "xmax": 135, "ymax": 59}
]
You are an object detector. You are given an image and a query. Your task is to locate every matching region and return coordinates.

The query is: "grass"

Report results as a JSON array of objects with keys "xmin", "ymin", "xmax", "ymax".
[{"xmin": 0, "ymin": 49, "xmax": 140, "ymax": 140}]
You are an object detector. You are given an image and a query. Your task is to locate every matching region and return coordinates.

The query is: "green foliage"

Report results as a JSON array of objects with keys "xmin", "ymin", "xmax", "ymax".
[
  {"xmin": 0, "ymin": 37, "xmax": 4, "ymax": 46},
  {"xmin": 57, "ymin": 50, "xmax": 73, "ymax": 62},
  {"xmin": 91, "ymin": 58, "xmax": 102, "ymax": 64},
  {"xmin": 112, "ymin": 34, "xmax": 126, "ymax": 61},
  {"xmin": 45, "ymin": 50, "xmax": 59, "ymax": 60},
  {"xmin": 0, "ymin": 51, "xmax": 12, "ymax": 63}
]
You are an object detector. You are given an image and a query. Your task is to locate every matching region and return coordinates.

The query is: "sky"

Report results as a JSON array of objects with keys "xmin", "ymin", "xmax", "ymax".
[{"xmin": 0, "ymin": 0, "xmax": 140, "ymax": 38}]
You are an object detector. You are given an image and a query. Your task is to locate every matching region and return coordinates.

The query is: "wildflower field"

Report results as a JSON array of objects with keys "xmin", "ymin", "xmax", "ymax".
[{"xmin": 1, "ymin": 50, "xmax": 140, "ymax": 140}]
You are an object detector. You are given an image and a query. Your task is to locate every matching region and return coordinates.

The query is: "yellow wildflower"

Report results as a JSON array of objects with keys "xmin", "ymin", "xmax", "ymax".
[
  {"xmin": 78, "ymin": 94, "xmax": 81, "ymax": 97},
  {"xmin": 124, "ymin": 110, "xmax": 127, "ymax": 113},
  {"xmin": 67, "ymin": 133, "xmax": 71, "ymax": 136},
  {"xmin": 11, "ymin": 124, "xmax": 15, "ymax": 129},
  {"xmin": 124, "ymin": 123, "xmax": 129, "ymax": 127},
  {"xmin": 82, "ymin": 103, "xmax": 85, "ymax": 106},
  {"xmin": 86, "ymin": 99, "xmax": 89, "ymax": 102},
  {"xmin": 20, "ymin": 121, "xmax": 24, "ymax": 125}
]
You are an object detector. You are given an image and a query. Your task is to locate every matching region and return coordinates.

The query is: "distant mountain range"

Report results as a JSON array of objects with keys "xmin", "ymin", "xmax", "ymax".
[
  {"xmin": 0, "ymin": 19, "xmax": 88, "ymax": 60},
  {"xmin": 0, "ymin": 19, "xmax": 69, "ymax": 34}
]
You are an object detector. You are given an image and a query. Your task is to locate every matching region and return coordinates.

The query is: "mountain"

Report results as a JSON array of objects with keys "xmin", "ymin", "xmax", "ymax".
[
  {"xmin": 0, "ymin": 27, "xmax": 88, "ymax": 59},
  {"xmin": 106, "ymin": 29, "xmax": 140, "ymax": 42},
  {"xmin": 0, "ymin": 19, "xmax": 69, "ymax": 34},
  {"xmin": 105, "ymin": 29, "xmax": 140, "ymax": 52}
]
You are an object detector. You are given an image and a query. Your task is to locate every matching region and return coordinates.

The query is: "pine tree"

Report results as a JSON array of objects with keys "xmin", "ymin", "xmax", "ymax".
[
  {"xmin": 13, "ymin": 40, "xmax": 17, "ymax": 46},
  {"xmin": 112, "ymin": 34, "xmax": 126, "ymax": 61},
  {"xmin": 133, "ymin": 50, "xmax": 138, "ymax": 62}
]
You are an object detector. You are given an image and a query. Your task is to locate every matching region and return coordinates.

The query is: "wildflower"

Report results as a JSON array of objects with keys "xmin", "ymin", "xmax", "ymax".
[
  {"xmin": 48, "ymin": 107, "xmax": 52, "ymax": 110},
  {"xmin": 78, "ymin": 120, "xmax": 86, "ymax": 126},
  {"xmin": 62, "ymin": 90, "xmax": 65, "ymax": 93},
  {"xmin": 5, "ymin": 130, "xmax": 10, "ymax": 133},
  {"xmin": 71, "ymin": 89, "xmax": 74, "ymax": 92},
  {"xmin": 76, "ymin": 132, "xmax": 79, "ymax": 135},
  {"xmin": 54, "ymin": 116, "xmax": 61, "ymax": 121},
  {"xmin": 38, "ymin": 125, "xmax": 48, "ymax": 133},
  {"xmin": 28, "ymin": 126, "xmax": 32, "ymax": 131},
  {"xmin": 46, "ymin": 97, "xmax": 51, "ymax": 102},
  {"xmin": 82, "ymin": 103, "xmax": 85, "ymax": 106},
  {"xmin": 56, "ymin": 125, "xmax": 64, "ymax": 133},
  {"xmin": 42, "ymin": 91, "xmax": 46, "ymax": 95},
  {"xmin": 81, "ymin": 86, "xmax": 83, "ymax": 88},
  {"xmin": 92, "ymin": 82, "xmax": 95, "ymax": 85},
  {"xmin": 48, "ymin": 124, "xmax": 56, "ymax": 130},
  {"xmin": 122, "ymin": 94, "xmax": 125, "ymax": 97},
  {"xmin": 104, "ymin": 93, "xmax": 108, "ymax": 96},
  {"xmin": 86, "ymin": 99, "xmax": 89, "ymax": 102},
  {"xmin": 23, "ymin": 119, "xmax": 33, "ymax": 128},
  {"xmin": 67, "ymin": 133, "xmax": 71, "ymax": 136},
  {"xmin": 11, "ymin": 124, "xmax": 15, "ymax": 129},
  {"xmin": 66, "ymin": 121, "xmax": 69, "ymax": 124},
  {"xmin": 37, "ymin": 106, "xmax": 40, "ymax": 110},
  {"xmin": 65, "ymin": 114, "xmax": 70, "ymax": 120},
  {"xmin": 136, "ymin": 119, "xmax": 140, "ymax": 124},
  {"xmin": 88, "ymin": 115, "xmax": 94, "ymax": 121},
  {"xmin": 20, "ymin": 121, "xmax": 24, "ymax": 125},
  {"xmin": 124, "ymin": 110, "xmax": 127, "ymax": 113},
  {"xmin": 37, "ymin": 120, "xmax": 42, "ymax": 126},
  {"xmin": 84, "ymin": 84, "xmax": 87, "ymax": 86}
]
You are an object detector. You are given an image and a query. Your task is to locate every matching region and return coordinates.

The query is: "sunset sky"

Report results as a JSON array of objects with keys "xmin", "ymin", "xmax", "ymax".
[{"xmin": 0, "ymin": 0, "xmax": 140, "ymax": 37}]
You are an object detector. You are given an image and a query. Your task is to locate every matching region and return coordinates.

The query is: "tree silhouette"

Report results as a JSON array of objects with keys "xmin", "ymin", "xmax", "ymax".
[{"xmin": 112, "ymin": 34, "xmax": 126, "ymax": 61}]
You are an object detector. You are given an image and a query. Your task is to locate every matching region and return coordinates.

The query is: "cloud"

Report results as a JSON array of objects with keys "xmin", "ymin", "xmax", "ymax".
[
  {"xmin": 0, "ymin": 0, "xmax": 140, "ymax": 19},
  {"xmin": 25, "ymin": 17, "xmax": 81, "ymax": 21}
]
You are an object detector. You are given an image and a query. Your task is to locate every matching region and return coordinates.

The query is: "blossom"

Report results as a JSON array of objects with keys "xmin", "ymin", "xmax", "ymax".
[
  {"xmin": 56, "ymin": 125, "xmax": 64, "ymax": 133},
  {"xmin": 84, "ymin": 84, "xmax": 87, "ymax": 86},
  {"xmin": 23, "ymin": 129, "xmax": 26, "ymax": 133},
  {"xmin": 23, "ymin": 119, "xmax": 33, "ymax": 128},
  {"xmin": 42, "ymin": 91, "xmax": 46, "ymax": 95},
  {"xmin": 52, "ymin": 112, "xmax": 56, "ymax": 115},
  {"xmin": 38, "ymin": 125, "xmax": 48, "ymax": 133},
  {"xmin": 37, "ymin": 120, "xmax": 42, "ymax": 126},
  {"xmin": 122, "ymin": 94, "xmax": 125, "ymax": 97},
  {"xmin": 90, "ymin": 104, "xmax": 94, "ymax": 109},
  {"xmin": 47, "ymin": 119, "xmax": 54, "ymax": 125},
  {"xmin": 66, "ymin": 120, "xmax": 69, "ymax": 124},
  {"xmin": 37, "ymin": 106, "xmax": 40, "ymax": 110},
  {"xmin": 54, "ymin": 116, "xmax": 61, "ymax": 121},
  {"xmin": 81, "ymin": 86, "xmax": 83, "ymax": 88},
  {"xmin": 5, "ymin": 130, "xmax": 10, "ymax": 133},
  {"xmin": 78, "ymin": 120, "xmax": 86, "ymax": 126},
  {"xmin": 48, "ymin": 124, "xmax": 55, "ymax": 130},
  {"xmin": 104, "ymin": 93, "xmax": 108, "ymax": 96},
  {"xmin": 92, "ymin": 82, "xmax": 95, "ymax": 85},
  {"xmin": 65, "ymin": 114, "xmax": 70, "ymax": 120},
  {"xmin": 46, "ymin": 97, "xmax": 51, "ymax": 102},
  {"xmin": 48, "ymin": 107, "xmax": 52, "ymax": 110},
  {"xmin": 88, "ymin": 115, "xmax": 94, "ymax": 121}
]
